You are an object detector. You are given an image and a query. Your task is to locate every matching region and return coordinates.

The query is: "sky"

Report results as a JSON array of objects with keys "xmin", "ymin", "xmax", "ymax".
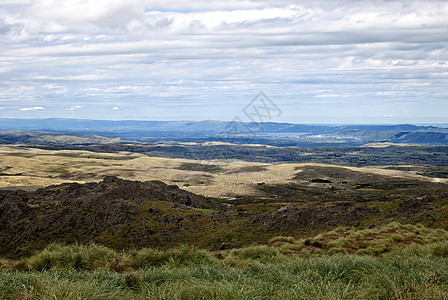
[{"xmin": 0, "ymin": 0, "xmax": 447, "ymax": 124}]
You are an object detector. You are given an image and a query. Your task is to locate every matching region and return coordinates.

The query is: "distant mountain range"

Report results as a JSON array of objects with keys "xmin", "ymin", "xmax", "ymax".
[{"xmin": 0, "ymin": 118, "xmax": 448, "ymax": 146}]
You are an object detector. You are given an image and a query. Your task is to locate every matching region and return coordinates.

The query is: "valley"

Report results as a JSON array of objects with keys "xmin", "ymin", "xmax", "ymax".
[
  {"xmin": 2, "ymin": 130, "xmax": 448, "ymax": 299},
  {"xmin": 1, "ymin": 140, "xmax": 448, "ymax": 258}
]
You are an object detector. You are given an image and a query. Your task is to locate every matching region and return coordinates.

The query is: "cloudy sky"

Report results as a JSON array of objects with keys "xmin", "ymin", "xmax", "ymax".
[{"xmin": 1, "ymin": 0, "xmax": 447, "ymax": 124}]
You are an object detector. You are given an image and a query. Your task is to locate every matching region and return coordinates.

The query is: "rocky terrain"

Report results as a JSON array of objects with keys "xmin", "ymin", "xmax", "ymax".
[
  {"xmin": 2, "ymin": 169, "xmax": 448, "ymax": 259},
  {"xmin": 0, "ymin": 176, "xmax": 222, "ymax": 258}
]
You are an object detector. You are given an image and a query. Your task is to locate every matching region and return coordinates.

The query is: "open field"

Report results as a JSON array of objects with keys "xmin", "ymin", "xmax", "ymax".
[
  {"xmin": 2, "ymin": 144, "xmax": 448, "ymax": 258},
  {"xmin": 1, "ymin": 145, "xmax": 447, "ymax": 198}
]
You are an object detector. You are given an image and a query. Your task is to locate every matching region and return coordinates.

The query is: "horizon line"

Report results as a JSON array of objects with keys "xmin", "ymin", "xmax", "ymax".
[{"xmin": 0, "ymin": 117, "xmax": 447, "ymax": 127}]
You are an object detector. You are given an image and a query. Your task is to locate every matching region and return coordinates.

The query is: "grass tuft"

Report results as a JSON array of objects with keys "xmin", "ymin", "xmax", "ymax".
[
  {"xmin": 2, "ymin": 223, "xmax": 448, "ymax": 299},
  {"xmin": 133, "ymin": 245, "xmax": 216, "ymax": 268},
  {"xmin": 24, "ymin": 243, "xmax": 118, "ymax": 271}
]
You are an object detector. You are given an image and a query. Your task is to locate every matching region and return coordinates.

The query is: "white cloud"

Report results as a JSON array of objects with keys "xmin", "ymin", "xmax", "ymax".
[
  {"xmin": 43, "ymin": 83, "xmax": 67, "ymax": 94},
  {"xmin": 376, "ymin": 91, "xmax": 406, "ymax": 96},
  {"xmin": 66, "ymin": 105, "xmax": 82, "ymax": 111},
  {"xmin": 0, "ymin": 0, "xmax": 447, "ymax": 122},
  {"xmin": 19, "ymin": 106, "xmax": 45, "ymax": 111},
  {"xmin": 44, "ymin": 83, "xmax": 62, "ymax": 89},
  {"xmin": 112, "ymin": 107, "xmax": 119, "ymax": 110},
  {"xmin": 117, "ymin": 86, "xmax": 139, "ymax": 90},
  {"xmin": 314, "ymin": 94, "xmax": 340, "ymax": 98}
]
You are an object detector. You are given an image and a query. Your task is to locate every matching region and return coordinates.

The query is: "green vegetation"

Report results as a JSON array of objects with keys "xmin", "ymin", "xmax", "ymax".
[
  {"xmin": 271, "ymin": 222, "xmax": 448, "ymax": 256},
  {"xmin": 176, "ymin": 162, "xmax": 223, "ymax": 173},
  {"xmin": 1, "ymin": 223, "xmax": 448, "ymax": 299},
  {"xmin": 226, "ymin": 165, "xmax": 268, "ymax": 173},
  {"xmin": 31, "ymin": 143, "xmax": 448, "ymax": 166},
  {"xmin": 2, "ymin": 137, "xmax": 448, "ymax": 298},
  {"xmin": 3, "ymin": 161, "xmax": 448, "ymax": 259}
]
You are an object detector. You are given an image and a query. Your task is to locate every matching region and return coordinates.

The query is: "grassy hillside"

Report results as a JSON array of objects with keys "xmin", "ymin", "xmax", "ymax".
[
  {"xmin": 1, "ymin": 145, "xmax": 447, "ymax": 196},
  {"xmin": 2, "ymin": 145, "xmax": 448, "ymax": 259},
  {"xmin": 1, "ymin": 223, "xmax": 448, "ymax": 299},
  {"xmin": 2, "ymin": 172, "xmax": 448, "ymax": 258},
  {"xmin": 0, "ymin": 131, "xmax": 122, "ymax": 145},
  {"xmin": 1, "ymin": 142, "xmax": 448, "ymax": 298}
]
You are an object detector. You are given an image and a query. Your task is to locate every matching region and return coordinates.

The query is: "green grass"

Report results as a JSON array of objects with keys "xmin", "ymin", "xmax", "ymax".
[
  {"xmin": 257, "ymin": 203, "xmax": 280, "ymax": 212},
  {"xmin": 132, "ymin": 245, "xmax": 217, "ymax": 268},
  {"xmin": 176, "ymin": 163, "xmax": 223, "ymax": 173},
  {"xmin": 2, "ymin": 223, "xmax": 448, "ymax": 299},
  {"xmin": 270, "ymin": 222, "xmax": 448, "ymax": 257},
  {"xmin": 22, "ymin": 243, "xmax": 120, "ymax": 271},
  {"xmin": 1, "ymin": 252, "xmax": 448, "ymax": 299}
]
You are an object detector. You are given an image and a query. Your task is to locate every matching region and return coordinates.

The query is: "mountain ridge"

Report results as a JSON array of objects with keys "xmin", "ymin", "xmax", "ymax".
[{"xmin": 1, "ymin": 118, "xmax": 448, "ymax": 146}]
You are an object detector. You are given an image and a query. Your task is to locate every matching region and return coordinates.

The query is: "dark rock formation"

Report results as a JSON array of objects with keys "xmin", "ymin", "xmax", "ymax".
[{"xmin": 0, "ymin": 176, "xmax": 221, "ymax": 258}]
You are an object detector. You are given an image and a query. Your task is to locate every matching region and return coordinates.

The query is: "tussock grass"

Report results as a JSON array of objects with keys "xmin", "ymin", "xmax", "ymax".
[
  {"xmin": 22, "ymin": 243, "xmax": 121, "ymax": 271},
  {"xmin": 0, "ymin": 269, "xmax": 129, "ymax": 299},
  {"xmin": 225, "ymin": 246, "xmax": 286, "ymax": 266},
  {"xmin": 2, "ymin": 223, "xmax": 448, "ymax": 299},
  {"xmin": 271, "ymin": 222, "xmax": 448, "ymax": 256},
  {"xmin": 1, "ymin": 253, "xmax": 448, "ymax": 299},
  {"xmin": 132, "ymin": 245, "xmax": 217, "ymax": 268},
  {"xmin": 9, "ymin": 244, "xmax": 216, "ymax": 273},
  {"xmin": 268, "ymin": 236, "xmax": 295, "ymax": 246}
]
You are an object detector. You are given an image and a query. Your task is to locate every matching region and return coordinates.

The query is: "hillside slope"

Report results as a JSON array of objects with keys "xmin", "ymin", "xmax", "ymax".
[
  {"xmin": 0, "ymin": 176, "xmax": 222, "ymax": 258},
  {"xmin": 2, "ymin": 166, "xmax": 448, "ymax": 258}
]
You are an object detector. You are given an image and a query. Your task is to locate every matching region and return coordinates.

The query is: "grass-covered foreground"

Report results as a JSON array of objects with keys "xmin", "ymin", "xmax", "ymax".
[{"xmin": 1, "ymin": 223, "xmax": 448, "ymax": 299}]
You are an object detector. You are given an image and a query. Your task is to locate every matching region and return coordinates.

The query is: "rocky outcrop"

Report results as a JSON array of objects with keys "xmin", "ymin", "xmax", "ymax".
[{"xmin": 0, "ymin": 176, "xmax": 221, "ymax": 258}]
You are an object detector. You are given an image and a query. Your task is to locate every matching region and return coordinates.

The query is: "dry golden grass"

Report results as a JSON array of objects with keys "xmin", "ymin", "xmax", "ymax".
[{"xmin": 0, "ymin": 145, "xmax": 444, "ymax": 196}]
